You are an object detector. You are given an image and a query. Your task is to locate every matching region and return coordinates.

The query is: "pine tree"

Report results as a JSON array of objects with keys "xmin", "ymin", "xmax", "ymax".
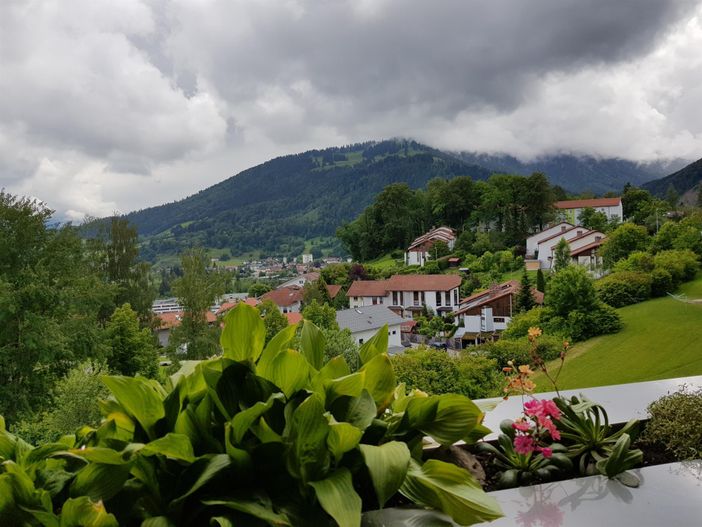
[
  {"xmin": 536, "ymin": 268, "xmax": 546, "ymax": 293},
  {"xmin": 515, "ymin": 269, "xmax": 535, "ymax": 313},
  {"xmin": 553, "ymin": 238, "xmax": 571, "ymax": 272}
]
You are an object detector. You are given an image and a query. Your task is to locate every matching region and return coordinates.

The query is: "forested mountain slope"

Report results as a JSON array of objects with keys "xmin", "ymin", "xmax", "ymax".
[{"xmin": 643, "ymin": 156, "xmax": 702, "ymax": 202}]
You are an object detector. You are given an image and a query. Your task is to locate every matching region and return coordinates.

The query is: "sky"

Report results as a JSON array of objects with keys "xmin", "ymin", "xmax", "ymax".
[{"xmin": 2, "ymin": 0, "xmax": 702, "ymax": 221}]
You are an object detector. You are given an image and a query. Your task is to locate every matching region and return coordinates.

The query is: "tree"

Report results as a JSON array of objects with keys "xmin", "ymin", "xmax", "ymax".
[
  {"xmin": 170, "ymin": 248, "xmax": 227, "ymax": 358},
  {"xmin": 105, "ymin": 304, "xmax": 159, "ymax": 377},
  {"xmin": 536, "ymin": 269, "xmax": 546, "ymax": 293},
  {"xmin": 430, "ymin": 240, "xmax": 451, "ymax": 259},
  {"xmin": 553, "ymin": 238, "xmax": 571, "ymax": 272},
  {"xmin": 302, "ymin": 300, "xmax": 338, "ymax": 330},
  {"xmin": 258, "ymin": 299, "xmax": 290, "ymax": 344},
  {"xmin": 248, "ymin": 282, "xmax": 272, "ymax": 298},
  {"xmin": 321, "ymin": 328, "xmax": 359, "ymax": 371},
  {"xmin": 600, "ymin": 223, "xmax": 650, "ymax": 268},
  {"xmin": 546, "ymin": 265, "xmax": 598, "ymax": 317},
  {"xmin": 578, "ymin": 207, "xmax": 608, "ymax": 232},
  {"xmin": 515, "ymin": 269, "xmax": 535, "ymax": 312}
]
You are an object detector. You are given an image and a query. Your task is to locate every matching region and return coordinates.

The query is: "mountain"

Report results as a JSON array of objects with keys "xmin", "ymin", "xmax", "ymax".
[
  {"xmin": 455, "ymin": 152, "xmax": 685, "ymax": 194},
  {"xmin": 642, "ymin": 157, "xmax": 702, "ymax": 203},
  {"xmin": 128, "ymin": 140, "xmax": 492, "ymax": 261}
]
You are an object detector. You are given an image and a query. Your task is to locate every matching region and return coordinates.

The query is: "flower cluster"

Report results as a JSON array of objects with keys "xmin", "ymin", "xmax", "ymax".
[{"xmin": 512, "ymin": 399, "xmax": 562, "ymax": 458}]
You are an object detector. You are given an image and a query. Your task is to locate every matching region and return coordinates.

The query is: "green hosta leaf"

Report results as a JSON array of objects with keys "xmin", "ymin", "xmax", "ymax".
[
  {"xmin": 287, "ymin": 395, "xmax": 330, "ymax": 483},
  {"xmin": 173, "ymin": 454, "xmax": 232, "ymax": 504},
  {"xmin": 102, "ymin": 376, "xmax": 165, "ymax": 440},
  {"xmin": 359, "ymin": 325, "xmax": 388, "ymax": 365},
  {"xmin": 257, "ymin": 324, "xmax": 298, "ymax": 373},
  {"xmin": 329, "ymin": 390, "xmax": 377, "ymax": 431},
  {"xmin": 311, "ymin": 355, "xmax": 351, "ymax": 394},
  {"xmin": 69, "ymin": 462, "xmax": 132, "ymax": 501},
  {"xmin": 220, "ymin": 303, "xmax": 266, "ymax": 362},
  {"xmin": 325, "ymin": 372, "xmax": 365, "ymax": 403},
  {"xmin": 67, "ymin": 448, "xmax": 124, "ymax": 465},
  {"xmin": 260, "ymin": 349, "xmax": 310, "ymax": 398},
  {"xmin": 327, "ymin": 423, "xmax": 363, "ymax": 463},
  {"xmin": 141, "ymin": 433, "xmax": 196, "ymax": 463},
  {"xmin": 231, "ymin": 394, "xmax": 284, "ymax": 445},
  {"xmin": 360, "ymin": 354, "xmax": 395, "ymax": 411},
  {"xmin": 359, "ymin": 442, "xmax": 411, "ymax": 508},
  {"xmin": 300, "ymin": 320, "xmax": 325, "ymax": 370},
  {"xmin": 251, "ymin": 418, "xmax": 283, "ymax": 444},
  {"xmin": 408, "ymin": 395, "xmax": 484, "ymax": 446},
  {"xmin": 203, "ymin": 498, "xmax": 292, "ymax": 526},
  {"xmin": 309, "ymin": 468, "xmax": 362, "ymax": 527},
  {"xmin": 400, "ymin": 459, "xmax": 503, "ymax": 525},
  {"xmin": 224, "ymin": 423, "xmax": 254, "ymax": 473},
  {"xmin": 59, "ymin": 497, "xmax": 118, "ymax": 526}
]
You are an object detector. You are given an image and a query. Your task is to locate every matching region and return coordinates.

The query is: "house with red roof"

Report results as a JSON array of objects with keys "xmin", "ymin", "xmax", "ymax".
[
  {"xmin": 260, "ymin": 286, "xmax": 304, "ymax": 313},
  {"xmin": 452, "ymin": 280, "xmax": 544, "ymax": 346},
  {"xmin": 347, "ymin": 274, "xmax": 461, "ymax": 318},
  {"xmin": 404, "ymin": 226, "xmax": 456, "ymax": 267},
  {"xmin": 155, "ymin": 310, "xmax": 218, "ymax": 347},
  {"xmin": 555, "ymin": 197, "xmax": 622, "ymax": 224},
  {"xmin": 533, "ymin": 226, "xmax": 606, "ymax": 271}
]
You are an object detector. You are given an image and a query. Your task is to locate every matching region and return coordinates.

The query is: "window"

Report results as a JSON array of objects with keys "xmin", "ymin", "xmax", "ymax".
[
  {"xmin": 445, "ymin": 291, "xmax": 451, "ymax": 306},
  {"xmin": 392, "ymin": 330, "xmax": 397, "ymax": 335},
  {"xmin": 393, "ymin": 291, "xmax": 399, "ymax": 305},
  {"xmin": 454, "ymin": 289, "xmax": 459, "ymax": 305},
  {"xmin": 435, "ymin": 291, "xmax": 442, "ymax": 306},
  {"xmin": 358, "ymin": 338, "xmax": 364, "ymax": 345},
  {"xmin": 494, "ymin": 317, "xmax": 505, "ymax": 323},
  {"xmin": 372, "ymin": 297, "xmax": 378, "ymax": 305}
]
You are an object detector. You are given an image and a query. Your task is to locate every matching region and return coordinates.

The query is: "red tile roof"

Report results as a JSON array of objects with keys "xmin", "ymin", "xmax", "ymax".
[
  {"xmin": 216, "ymin": 297, "xmax": 259, "ymax": 315},
  {"xmin": 157, "ymin": 310, "xmax": 217, "ymax": 329},
  {"xmin": 455, "ymin": 280, "xmax": 543, "ymax": 315},
  {"xmin": 536, "ymin": 226, "xmax": 582, "ymax": 246},
  {"xmin": 261, "ymin": 287, "xmax": 303, "ymax": 307},
  {"xmin": 555, "ymin": 197, "xmax": 621, "ymax": 209},
  {"xmin": 570, "ymin": 239, "xmax": 605, "ymax": 257},
  {"xmin": 408, "ymin": 226, "xmax": 456, "ymax": 251},
  {"xmin": 285, "ymin": 312, "xmax": 303, "ymax": 325},
  {"xmin": 347, "ymin": 280, "xmax": 390, "ymax": 297},
  {"xmin": 386, "ymin": 274, "xmax": 461, "ymax": 292},
  {"xmin": 326, "ymin": 284, "xmax": 342, "ymax": 299}
]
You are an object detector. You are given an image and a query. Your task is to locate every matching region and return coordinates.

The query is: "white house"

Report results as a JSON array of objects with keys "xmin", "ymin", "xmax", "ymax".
[
  {"xmin": 301, "ymin": 254, "xmax": 314, "ymax": 264},
  {"xmin": 530, "ymin": 225, "xmax": 607, "ymax": 271},
  {"xmin": 336, "ymin": 305, "xmax": 405, "ymax": 354},
  {"xmin": 260, "ymin": 287, "xmax": 304, "ymax": 313},
  {"xmin": 278, "ymin": 272, "xmax": 320, "ymax": 289},
  {"xmin": 526, "ymin": 222, "xmax": 573, "ymax": 258},
  {"xmin": 347, "ymin": 274, "xmax": 462, "ymax": 318},
  {"xmin": 555, "ymin": 197, "xmax": 623, "ymax": 224},
  {"xmin": 405, "ymin": 226, "xmax": 457, "ymax": 266},
  {"xmin": 452, "ymin": 281, "xmax": 544, "ymax": 347},
  {"xmin": 535, "ymin": 226, "xmax": 589, "ymax": 269}
]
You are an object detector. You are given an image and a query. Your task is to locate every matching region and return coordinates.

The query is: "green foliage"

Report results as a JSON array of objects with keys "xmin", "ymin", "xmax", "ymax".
[
  {"xmin": 515, "ymin": 269, "xmax": 535, "ymax": 313},
  {"xmin": 552, "ymin": 238, "xmax": 571, "ymax": 272},
  {"xmin": 321, "ymin": 328, "xmax": 360, "ymax": 372},
  {"xmin": 535, "ymin": 269, "xmax": 546, "ymax": 293},
  {"xmin": 391, "ymin": 348, "xmax": 502, "ymax": 399},
  {"xmin": 577, "ymin": 207, "xmax": 609, "ymax": 232},
  {"xmin": 0, "ymin": 305, "xmax": 503, "ymax": 525},
  {"xmin": 546, "ymin": 266, "xmax": 598, "ymax": 317},
  {"xmin": 612, "ymin": 251, "xmax": 654, "ymax": 273},
  {"xmin": 650, "ymin": 267, "xmax": 674, "ymax": 297},
  {"xmin": 248, "ymin": 282, "xmax": 272, "ymax": 298},
  {"xmin": 563, "ymin": 304, "xmax": 622, "ymax": 341},
  {"xmin": 105, "ymin": 304, "xmax": 159, "ymax": 377},
  {"xmin": 596, "ymin": 272, "xmax": 652, "ymax": 307},
  {"xmin": 641, "ymin": 387, "xmax": 702, "ymax": 460},
  {"xmin": 600, "ymin": 223, "xmax": 650, "ymax": 268},
  {"xmin": 652, "ymin": 249, "xmax": 699, "ymax": 286},
  {"xmin": 257, "ymin": 299, "xmax": 290, "ymax": 345},
  {"xmin": 479, "ymin": 335, "xmax": 563, "ymax": 370},
  {"xmin": 502, "ymin": 308, "xmax": 545, "ymax": 340}
]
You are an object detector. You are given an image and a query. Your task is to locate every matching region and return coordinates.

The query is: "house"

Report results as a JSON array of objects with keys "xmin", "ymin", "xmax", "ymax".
[
  {"xmin": 534, "ymin": 227, "xmax": 606, "ymax": 270},
  {"xmin": 216, "ymin": 297, "xmax": 259, "ymax": 317},
  {"xmin": 302, "ymin": 254, "xmax": 314, "ymax": 264},
  {"xmin": 535, "ymin": 226, "xmax": 589, "ymax": 269},
  {"xmin": 526, "ymin": 222, "xmax": 574, "ymax": 258},
  {"xmin": 155, "ymin": 310, "xmax": 218, "ymax": 347},
  {"xmin": 405, "ymin": 226, "xmax": 457, "ymax": 267},
  {"xmin": 347, "ymin": 274, "xmax": 462, "ymax": 318},
  {"xmin": 555, "ymin": 197, "xmax": 623, "ymax": 224},
  {"xmin": 278, "ymin": 272, "xmax": 320, "ymax": 289},
  {"xmin": 336, "ymin": 305, "xmax": 405, "ymax": 354},
  {"xmin": 285, "ymin": 312, "xmax": 303, "ymax": 325},
  {"xmin": 260, "ymin": 287, "xmax": 304, "ymax": 313},
  {"xmin": 452, "ymin": 281, "xmax": 544, "ymax": 346}
]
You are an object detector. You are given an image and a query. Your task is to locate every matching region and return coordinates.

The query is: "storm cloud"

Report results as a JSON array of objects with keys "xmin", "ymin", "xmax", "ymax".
[{"xmin": 1, "ymin": 0, "xmax": 701, "ymax": 219}]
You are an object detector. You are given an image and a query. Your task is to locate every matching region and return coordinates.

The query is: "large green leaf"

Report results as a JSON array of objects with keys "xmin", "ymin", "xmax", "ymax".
[
  {"xmin": 400, "ymin": 459, "xmax": 503, "ymax": 526},
  {"xmin": 141, "ymin": 433, "xmax": 195, "ymax": 463},
  {"xmin": 325, "ymin": 372, "xmax": 365, "ymax": 403},
  {"xmin": 69, "ymin": 462, "xmax": 132, "ymax": 502},
  {"xmin": 220, "ymin": 303, "xmax": 266, "ymax": 362},
  {"xmin": 59, "ymin": 497, "xmax": 118, "ymax": 527},
  {"xmin": 299, "ymin": 320, "xmax": 325, "ymax": 370},
  {"xmin": 359, "ymin": 442, "xmax": 410, "ymax": 508},
  {"xmin": 309, "ymin": 468, "xmax": 362, "ymax": 527},
  {"xmin": 203, "ymin": 498, "xmax": 291, "ymax": 526},
  {"xmin": 327, "ymin": 423, "xmax": 362, "ymax": 463},
  {"xmin": 102, "ymin": 376, "xmax": 165, "ymax": 440},
  {"xmin": 360, "ymin": 354, "xmax": 395, "ymax": 411},
  {"xmin": 173, "ymin": 454, "xmax": 232, "ymax": 504},
  {"xmin": 407, "ymin": 395, "xmax": 484, "ymax": 446},
  {"xmin": 231, "ymin": 394, "xmax": 283, "ymax": 445},
  {"xmin": 260, "ymin": 349, "xmax": 310, "ymax": 398},
  {"xmin": 257, "ymin": 324, "xmax": 298, "ymax": 372},
  {"xmin": 329, "ymin": 390, "xmax": 377, "ymax": 431},
  {"xmin": 359, "ymin": 325, "xmax": 388, "ymax": 365},
  {"xmin": 286, "ymin": 395, "xmax": 330, "ymax": 483}
]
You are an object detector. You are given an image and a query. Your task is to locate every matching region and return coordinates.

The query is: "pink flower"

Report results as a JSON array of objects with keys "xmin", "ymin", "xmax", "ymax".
[
  {"xmin": 514, "ymin": 434, "xmax": 535, "ymax": 455},
  {"xmin": 523, "ymin": 399, "xmax": 544, "ymax": 418},
  {"xmin": 542, "ymin": 399, "xmax": 561, "ymax": 420},
  {"xmin": 538, "ymin": 447, "xmax": 553, "ymax": 458},
  {"xmin": 538, "ymin": 415, "xmax": 561, "ymax": 441},
  {"xmin": 512, "ymin": 418, "xmax": 531, "ymax": 432}
]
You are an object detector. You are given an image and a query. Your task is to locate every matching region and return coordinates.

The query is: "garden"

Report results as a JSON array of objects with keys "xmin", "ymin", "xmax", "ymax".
[{"xmin": 0, "ymin": 304, "xmax": 700, "ymax": 526}]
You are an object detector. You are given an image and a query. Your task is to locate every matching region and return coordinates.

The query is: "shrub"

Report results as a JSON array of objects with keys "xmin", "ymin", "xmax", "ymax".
[
  {"xmin": 392, "ymin": 347, "xmax": 502, "ymax": 399},
  {"xmin": 653, "ymin": 249, "xmax": 699, "ymax": 285},
  {"xmin": 502, "ymin": 308, "xmax": 544, "ymax": 339},
  {"xmin": 565, "ymin": 304, "xmax": 621, "ymax": 341},
  {"xmin": 650, "ymin": 267, "xmax": 674, "ymax": 297},
  {"xmin": 596, "ymin": 272, "xmax": 652, "ymax": 307},
  {"xmin": 612, "ymin": 251, "xmax": 654, "ymax": 273},
  {"xmin": 642, "ymin": 387, "xmax": 702, "ymax": 460},
  {"xmin": 546, "ymin": 266, "xmax": 598, "ymax": 317},
  {"xmin": 480, "ymin": 335, "xmax": 562, "ymax": 370}
]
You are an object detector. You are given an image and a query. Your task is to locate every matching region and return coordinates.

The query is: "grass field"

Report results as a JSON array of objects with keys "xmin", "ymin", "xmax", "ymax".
[
  {"xmin": 365, "ymin": 253, "xmax": 402, "ymax": 270},
  {"xmin": 534, "ymin": 274, "xmax": 702, "ymax": 391}
]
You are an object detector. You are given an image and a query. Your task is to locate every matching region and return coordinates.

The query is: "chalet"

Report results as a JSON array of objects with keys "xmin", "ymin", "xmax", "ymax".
[
  {"xmin": 526, "ymin": 222, "xmax": 574, "ymax": 258},
  {"xmin": 405, "ymin": 226, "xmax": 456, "ymax": 267},
  {"xmin": 155, "ymin": 310, "xmax": 218, "ymax": 347},
  {"xmin": 534, "ymin": 227, "xmax": 606, "ymax": 270},
  {"xmin": 336, "ymin": 305, "xmax": 405, "ymax": 354},
  {"xmin": 452, "ymin": 281, "xmax": 544, "ymax": 346},
  {"xmin": 347, "ymin": 274, "xmax": 461, "ymax": 318},
  {"xmin": 555, "ymin": 197, "xmax": 622, "ymax": 224}
]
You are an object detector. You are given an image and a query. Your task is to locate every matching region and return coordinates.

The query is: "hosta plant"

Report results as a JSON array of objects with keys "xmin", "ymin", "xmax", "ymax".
[{"xmin": 0, "ymin": 303, "xmax": 503, "ymax": 526}]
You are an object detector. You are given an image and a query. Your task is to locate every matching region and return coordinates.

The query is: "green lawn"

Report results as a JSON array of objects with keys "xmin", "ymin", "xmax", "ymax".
[
  {"xmin": 534, "ymin": 274, "xmax": 702, "ymax": 391},
  {"xmin": 365, "ymin": 253, "xmax": 402, "ymax": 270}
]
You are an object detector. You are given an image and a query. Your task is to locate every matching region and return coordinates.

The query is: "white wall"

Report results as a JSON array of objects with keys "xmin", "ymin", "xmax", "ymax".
[
  {"xmin": 526, "ymin": 222, "xmax": 572, "ymax": 257},
  {"xmin": 537, "ymin": 227, "xmax": 588, "ymax": 269},
  {"xmin": 352, "ymin": 323, "xmax": 402, "ymax": 347}
]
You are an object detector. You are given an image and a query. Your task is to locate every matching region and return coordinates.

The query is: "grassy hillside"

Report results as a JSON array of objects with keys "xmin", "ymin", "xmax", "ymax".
[{"xmin": 534, "ymin": 274, "xmax": 702, "ymax": 391}]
